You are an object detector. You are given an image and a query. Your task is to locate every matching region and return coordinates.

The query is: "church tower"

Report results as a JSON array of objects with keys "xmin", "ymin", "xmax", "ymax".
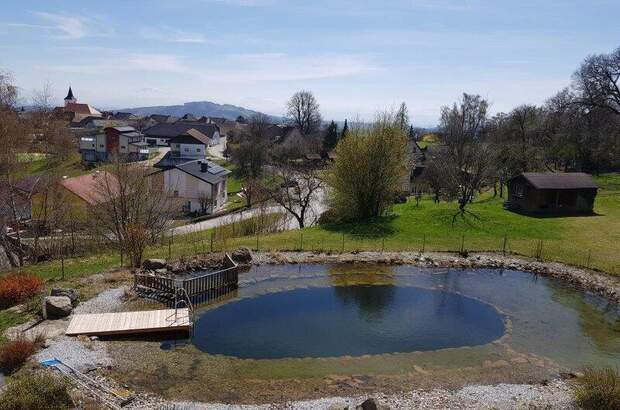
[{"xmin": 64, "ymin": 86, "xmax": 77, "ymax": 106}]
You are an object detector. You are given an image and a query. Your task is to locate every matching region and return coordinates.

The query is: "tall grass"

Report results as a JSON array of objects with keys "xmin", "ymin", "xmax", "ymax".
[{"xmin": 573, "ymin": 367, "xmax": 620, "ymax": 410}]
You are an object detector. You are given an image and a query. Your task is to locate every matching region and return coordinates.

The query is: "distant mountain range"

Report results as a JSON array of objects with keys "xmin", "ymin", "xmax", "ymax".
[{"xmin": 116, "ymin": 101, "xmax": 282, "ymax": 122}]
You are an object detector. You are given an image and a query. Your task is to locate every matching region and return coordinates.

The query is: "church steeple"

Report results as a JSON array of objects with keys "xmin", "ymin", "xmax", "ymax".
[{"xmin": 64, "ymin": 86, "xmax": 76, "ymax": 106}]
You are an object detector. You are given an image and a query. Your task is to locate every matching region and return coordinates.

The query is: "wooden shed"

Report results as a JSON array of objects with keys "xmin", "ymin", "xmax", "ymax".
[{"xmin": 506, "ymin": 172, "xmax": 598, "ymax": 215}]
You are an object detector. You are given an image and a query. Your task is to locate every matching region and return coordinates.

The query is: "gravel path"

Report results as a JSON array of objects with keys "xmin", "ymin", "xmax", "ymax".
[
  {"xmin": 34, "ymin": 287, "xmax": 126, "ymax": 372},
  {"xmin": 165, "ymin": 380, "xmax": 576, "ymax": 409},
  {"xmin": 73, "ymin": 287, "xmax": 126, "ymax": 314}
]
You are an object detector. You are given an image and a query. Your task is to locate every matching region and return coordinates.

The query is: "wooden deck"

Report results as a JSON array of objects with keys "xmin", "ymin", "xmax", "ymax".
[{"xmin": 65, "ymin": 309, "xmax": 191, "ymax": 336}]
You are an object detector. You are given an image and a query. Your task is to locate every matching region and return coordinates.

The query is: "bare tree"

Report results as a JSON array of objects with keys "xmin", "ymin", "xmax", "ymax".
[
  {"xmin": 573, "ymin": 46, "xmax": 620, "ymax": 117},
  {"xmin": 286, "ymin": 90, "xmax": 322, "ymax": 137},
  {"xmin": 433, "ymin": 93, "xmax": 492, "ymax": 218},
  {"xmin": 89, "ymin": 161, "xmax": 176, "ymax": 267},
  {"xmin": 0, "ymin": 75, "xmax": 32, "ymax": 267},
  {"xmin": 260, "ymin": 164, "xmax": 324, "ymax": 228}
]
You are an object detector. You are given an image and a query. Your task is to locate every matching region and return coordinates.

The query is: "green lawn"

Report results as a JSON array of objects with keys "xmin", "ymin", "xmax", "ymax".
[{"xmin": 5, "ymin": 174, "xmax": 620, "ymax": 281}]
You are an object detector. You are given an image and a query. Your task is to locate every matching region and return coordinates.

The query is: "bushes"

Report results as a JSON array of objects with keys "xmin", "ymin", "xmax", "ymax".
[
  {"xmin": 0, "ymin": 272, "xmax": 43, "ymax": 309},
  {"xmin": 573, "ymin": 367, "xmax": 620, "ymax": 410},
  {"xmin": 0, "ymin": 337, "xmax": 36, "ymax": 373},
  {"xmin": 0, "ymin": 373, "xmax": 73, "ymax": 410}
]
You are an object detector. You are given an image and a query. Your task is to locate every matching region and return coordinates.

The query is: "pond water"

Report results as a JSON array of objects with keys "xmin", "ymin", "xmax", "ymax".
[
  {"xmin": 191, "ymin": 264, "xmax": 620, "ymax": 368},
  {"xmin": 193, "ymin": 285, "xmax": 505, "ymax": 359}
]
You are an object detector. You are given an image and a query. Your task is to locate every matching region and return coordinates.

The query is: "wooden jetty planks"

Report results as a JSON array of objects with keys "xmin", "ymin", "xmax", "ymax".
[{"xmin": 65, "ymin": 308, "xmax": 191, "ymax": 336}]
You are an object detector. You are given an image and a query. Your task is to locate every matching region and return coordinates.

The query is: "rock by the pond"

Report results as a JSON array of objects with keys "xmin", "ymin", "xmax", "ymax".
[
  {"xmin": 357, "ymin": 398, "xmax": 388, "ymax": 410},
  {"xmin": 43, "ymin": 296, "xmax": 73, "ymax": 319},
  {"xmin": 51, "ymin": 288, "xmax": 79, "ymax": 305},
  {"xmin": 143, "ymin": 258, "xmax": 167, "ymax": 270},
  {"xmin": 231, "ymin": 247, "xmax": 252, "ymax": 264}
]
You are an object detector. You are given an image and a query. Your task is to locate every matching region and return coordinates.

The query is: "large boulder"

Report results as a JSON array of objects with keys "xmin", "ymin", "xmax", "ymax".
[
  {"xmin": 51, "ymin": 288, "xmax": 79, "ymax": 305},
  {"xmin": 231, "ymin": 247, "xmax": 252, "ymax": 264},
  {"xmin": 43, "ymin": 296, "xmax": 73, "ymax": 319},
  {"xmin": 143, "ymin": 259, "xmax": 167, "ymax": 270}
]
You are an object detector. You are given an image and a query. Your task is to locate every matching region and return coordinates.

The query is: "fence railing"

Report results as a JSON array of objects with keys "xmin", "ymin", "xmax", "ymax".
[
  {"xmin": 147, "ymin": 229, "xmax": 619, "ymax": 276},
  {"xmin": 134, "ymin": 265, "xmax": 239, "ymax": 299}
]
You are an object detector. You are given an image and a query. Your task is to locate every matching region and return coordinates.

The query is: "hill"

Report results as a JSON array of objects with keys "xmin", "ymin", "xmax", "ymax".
[{"xmin": 116, "ymin": 101, "xmax": 282, "ymax": 122}]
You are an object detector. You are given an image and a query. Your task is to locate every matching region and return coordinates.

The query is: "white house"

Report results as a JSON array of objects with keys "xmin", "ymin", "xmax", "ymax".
[{"xmin": 153, "ymin": 159, "xmax": 231, "ymax": 214}]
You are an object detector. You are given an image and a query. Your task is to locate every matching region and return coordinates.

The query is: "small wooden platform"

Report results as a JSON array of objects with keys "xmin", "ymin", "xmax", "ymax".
[{"xmin": 65, "ymin": 309, "xmax": 191, "ymax": 336}]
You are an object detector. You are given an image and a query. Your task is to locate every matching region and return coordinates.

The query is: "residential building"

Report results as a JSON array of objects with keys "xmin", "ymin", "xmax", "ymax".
[
  {"xmin": 32, "ymin": 172, "xmax": 119, "ymax": 222},
  {"xmin": 143, "ymin": 122, "xmax": 220, "ymax": 147},
  {"xmin": 506, "ymin": 172, "xmax": 598, "ymax": 215},
  {"xmin": 150, "ymin": 159, "xmax": 230, "ymax": 214},
  {"xmin": 79, "ymin": 126, "xmax": 148, "ymax": 163},
  {"xmin": 154, "ymin": 128, "xmax": 212, "ymax": 168}
]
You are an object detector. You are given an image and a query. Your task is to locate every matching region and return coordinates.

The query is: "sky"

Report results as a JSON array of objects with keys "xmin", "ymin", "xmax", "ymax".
[{"xmin": 0, "ymin": 0, "xmax": 619, "ymax": 127}]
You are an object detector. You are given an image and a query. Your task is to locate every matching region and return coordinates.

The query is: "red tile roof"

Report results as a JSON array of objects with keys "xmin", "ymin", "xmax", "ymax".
[
  {"xmin": 64, "ymin": 103, "xmax": 102, "ymax": 116},
  {"xmin": 59, "ymin": 172, "xmax": 118, "ymax": 205}
]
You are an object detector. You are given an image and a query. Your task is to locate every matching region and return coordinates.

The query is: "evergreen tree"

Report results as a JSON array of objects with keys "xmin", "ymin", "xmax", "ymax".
[
  {"xmin": 396, "ymin": 102, "xmax": 409, "ymax": 132},
  {"xmin": 341, "ymin": 119, "xmax": 349, "ymax": 139},
  {"xmin": 323, "ymin": 120, "xmax": 339, "ymax": 150}
]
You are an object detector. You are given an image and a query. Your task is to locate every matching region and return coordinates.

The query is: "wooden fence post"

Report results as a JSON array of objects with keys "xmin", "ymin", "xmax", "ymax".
[
  {"xmin": 422, "ymin": 234, "xmax": 426, "ymax": 253},
  {"xmin": 341, "ymin": 233, "xmax": 345, "ymax": 253},
  {"xmin": 586, "ymin": 249, "xmax": 591, "ymax": 269},
  {"xmin": 210, "ymin": 232, "xmax": 214, "ymax": 253},
  {"xmin": 502, "ymin": 234, "xmax": 507, "ymax": 256}
]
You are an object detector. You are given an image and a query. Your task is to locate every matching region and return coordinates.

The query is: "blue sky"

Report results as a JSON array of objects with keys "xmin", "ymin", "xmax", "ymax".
[{"xmin": 1, "ymin": 0, "xmax": 619, "ymax": 126}]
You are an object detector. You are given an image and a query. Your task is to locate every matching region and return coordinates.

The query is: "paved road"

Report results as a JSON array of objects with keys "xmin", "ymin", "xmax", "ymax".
[
  {"xmin": 170, "ymin": 187, "xmax": 327, "ymax": 236},
  {"xmin": 170, "ymin": 205, "xmax": 284, "ymax": 236}
]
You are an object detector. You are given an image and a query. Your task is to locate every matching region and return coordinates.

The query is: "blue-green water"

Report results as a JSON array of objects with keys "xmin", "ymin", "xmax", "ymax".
[
  {"xmin": 193, "ymin": 285, "xmax": 505, "ymax": 359},
  {"xmin": 190, "ymin": 265, "xmax": 620, "ymax": 368}
]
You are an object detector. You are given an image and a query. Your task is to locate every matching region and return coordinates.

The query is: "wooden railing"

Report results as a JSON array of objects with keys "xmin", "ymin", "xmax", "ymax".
[{"xmin": 134, "ymin": 261, "xmax": 239, "ymax": 301}]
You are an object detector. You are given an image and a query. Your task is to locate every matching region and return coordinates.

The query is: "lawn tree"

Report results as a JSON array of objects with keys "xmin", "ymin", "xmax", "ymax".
[
  {"xmin": 286, "ymin": 90, "xmax": 322, "ymax": 137},
  {"xmin": 573, "ymin": 46, "xmax": 620, "ymax": 117},
  {"xmin": 432, "ymin": 93, "xmax": 493, "ymax": 219},
  {"xmin": 89, "ymin": 160, "xmax": 176, "ymax": 268},
  {"xmin": 230, "ymin": 114, "xmax": 271, "ymax": 207},
  {"xmin": 260, "ymin": 163, "xmax": 324, "ymax": 229},
  {"xmin": 323, "ymin": 120, "xmax": 339, "ymax": 151},
  {"xmin": 328, "ymin": 111, "xmax": 411, "ymax": 220}
]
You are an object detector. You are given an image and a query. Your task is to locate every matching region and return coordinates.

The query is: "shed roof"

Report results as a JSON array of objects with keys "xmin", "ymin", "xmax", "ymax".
[{"xmin": 517, "ymin": 172, "xmax": 598, "ymax": 190}]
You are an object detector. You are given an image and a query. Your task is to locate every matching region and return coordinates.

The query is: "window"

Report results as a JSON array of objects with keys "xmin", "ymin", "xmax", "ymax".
[
  {"xmin": 121, "ymin": 146, "xmax": 126, "ymax": 149},
  {"xmin": 173, "ymin": 190, "xmax": 179, "ymax": 197},
  {"xmin": 196, "ymin": 148, "xmax": 200, "ymax": 152},
  {"xmin": 184, "ymin": 148, "xmax": 189, "ymax": 152},
  {"xmin": 99, "ymin": 144, "xmax": 104, "ymax": 148},
  {"xmin": 514, "ymin": 184, "xmax": 525, "ymax": 198}
]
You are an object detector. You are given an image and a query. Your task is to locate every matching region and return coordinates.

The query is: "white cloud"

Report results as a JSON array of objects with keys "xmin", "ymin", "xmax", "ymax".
[
  {"xmin": 204, "ymin": 53, "xmax": 379, "ymax": 82},
  {"xmin": 31, "ymin": 12, "xmax": 113, "ymax": 39},
  {"xmin": 35, "ymin": 12, "xmax": 88, "ymax": 39},
  {"xmin": 139, "ymin": 27, "xmax": 209, "ymax": 44},
  {"xmin": 49, "ymin": 53, "xmax": 189, "ymax": 74}
]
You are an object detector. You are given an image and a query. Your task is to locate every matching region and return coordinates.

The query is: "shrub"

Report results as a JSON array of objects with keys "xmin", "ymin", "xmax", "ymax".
[
  {"xmin": 573, "ymin": 366, "xmax": 620, "ymax": 410},
  {"xmin": 0, "ymin": 337, "xmax": 36, "ymax": 373},
  {"xmin": 0, "ymin": 373, "xmax": 73, "ymax": 410},
  {"xmin": 0, "ymin": 272, "xmax": 43, "ymax": 309}
]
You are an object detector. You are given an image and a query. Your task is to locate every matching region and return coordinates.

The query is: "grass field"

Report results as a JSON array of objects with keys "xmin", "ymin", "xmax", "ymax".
[
  {"xmin": 11, "ymin": 173, "xmax": 620, "ymax": 283},
  {"xmin": 1, "ymin": 173, "xmax": 618, "ymax": 336}
]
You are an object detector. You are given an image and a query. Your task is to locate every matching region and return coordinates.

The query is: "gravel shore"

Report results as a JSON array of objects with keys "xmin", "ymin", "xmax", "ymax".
[{"xmin": 166, "ymin": 380, "xmax": 576, "ymax": 409}]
